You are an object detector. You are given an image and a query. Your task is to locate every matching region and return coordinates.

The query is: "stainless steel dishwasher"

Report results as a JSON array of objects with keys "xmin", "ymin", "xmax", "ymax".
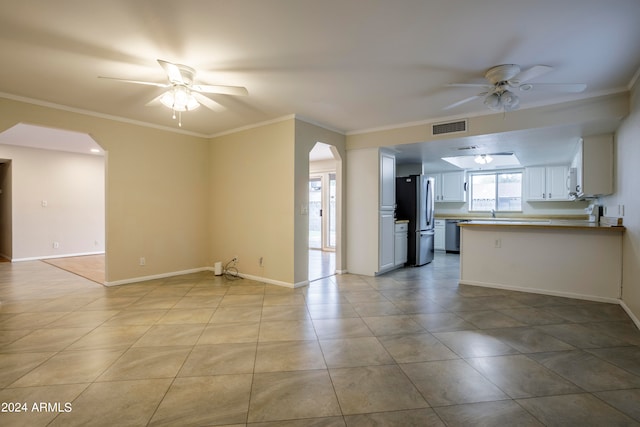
[{"xmin": 445, "ymin": 219, "xmax": 463, "ymax": 253}]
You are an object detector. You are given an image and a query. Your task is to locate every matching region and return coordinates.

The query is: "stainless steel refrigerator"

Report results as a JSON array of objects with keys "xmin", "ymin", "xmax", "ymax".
[{"xmin": 395, "ymin": 175, "xmax": 435, "ymax": 266}]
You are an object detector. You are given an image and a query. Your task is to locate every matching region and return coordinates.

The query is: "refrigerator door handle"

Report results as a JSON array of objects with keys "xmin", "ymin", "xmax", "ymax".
[{"xmin": 425, "ymin": 178, "xmax": 435, "ymax": 227}]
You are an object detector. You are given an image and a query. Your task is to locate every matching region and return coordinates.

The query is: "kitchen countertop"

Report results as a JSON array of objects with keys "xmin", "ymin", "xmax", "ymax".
[{"xmin": 459, "ymin": 219, "xmax": 625, "ymax": 231}]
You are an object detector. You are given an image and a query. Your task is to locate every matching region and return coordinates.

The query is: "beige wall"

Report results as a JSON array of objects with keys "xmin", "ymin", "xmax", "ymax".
[
  {"xmin": 208, "ymin": 117, "xmax": 346, "ymax": 287},
  {"xmin": 602, "ymin": 79, "xmax": 640, "ymax": 325},
  {"xmin": 460, "ymin": 227, "xmax": 623, "ymax": 302},
  {"xmin": 209, "ymin": 119, "xmax": 296, "ymax": 285},
  {"xmin": 0, "ymin": 98, "xmax": 210, "ymax": 283},
  {"xmin": 0, "ymin": 98, "xmax": 346, "ymax": 288},
  {"xmin": 0, "ymin": 144, "xmax": 104, "ymax": 260},
  {"xmin": 1, "ymin": 88, "xmax": 636, "ymax": 302}
]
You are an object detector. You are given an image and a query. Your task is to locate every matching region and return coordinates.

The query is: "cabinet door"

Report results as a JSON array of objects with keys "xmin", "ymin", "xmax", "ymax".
[
  {"xmin": 546, "ymin": 166, "xmax": 569, "ymax": 200},
  {"xmin": 434, "ymin": 222, "xmax": 445, "ymax": 250},
  {"xmin": 394, "ymin": 232, "xmax": 407, "ymax": 266},
  {"xmin": 527, "ymin": 167, "xmax": 546, "ymax": 200},
  {"xmin": 379, "ymin": 152, "xmax": 396, "ymax": 210},
  {"xmin": 379, "ymin": 211, "xmax": 396, "ymax": 272},
  {"xmin": 441, "ymin": 171, "xmax": 466, "ymax": 202},
  {"xmin": 573, "ymin": 141, "xmax": 584, "ymax": 194},
  {"xmin": 582, "ymin": 135, "xmax": 613, "ymax": 196}
]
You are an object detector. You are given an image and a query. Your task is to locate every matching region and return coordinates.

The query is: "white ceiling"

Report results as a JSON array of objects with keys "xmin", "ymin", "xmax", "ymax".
[
  {"xmin": 0, "ymin": 123, "xmax": 103, "ymax": 156},
  {"xmin": 1, "ymin": 0, "xmax": 639, "ymax": 166}
]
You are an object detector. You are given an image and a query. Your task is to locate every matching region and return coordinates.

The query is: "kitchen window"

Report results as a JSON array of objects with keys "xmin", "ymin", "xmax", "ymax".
[{"xmin": 469, "ymin": 171, "xmax": 523, "ymax": 212}]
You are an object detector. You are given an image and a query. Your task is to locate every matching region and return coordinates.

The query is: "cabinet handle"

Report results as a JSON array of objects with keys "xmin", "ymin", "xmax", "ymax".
[
  {"xmin": 464, "ymin": 182, "xmax": 468, "ymax": 192},
  {"xmin": 548, "ymin": 193, "xmax": 551, "ymax": 199}
]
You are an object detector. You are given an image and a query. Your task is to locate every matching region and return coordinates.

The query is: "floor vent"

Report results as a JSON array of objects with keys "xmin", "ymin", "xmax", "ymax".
[{"xmin": 432, "ymin": 119, "xmax": 467, "ymax": 136}]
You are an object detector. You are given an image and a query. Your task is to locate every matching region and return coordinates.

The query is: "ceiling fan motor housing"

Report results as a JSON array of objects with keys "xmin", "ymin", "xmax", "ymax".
[
  {"xmin": 485, "ymin": 64, "xmax": 521, "ymax": 85},
  {"xmin": 173, "ymin": 64, "xmax": 195, "ymax": 85}
]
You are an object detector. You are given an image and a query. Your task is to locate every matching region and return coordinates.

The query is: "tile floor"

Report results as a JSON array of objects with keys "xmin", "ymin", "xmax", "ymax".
[{"xmin": 1, "ymin": 254, "xmax": 639, "ymax": 426}]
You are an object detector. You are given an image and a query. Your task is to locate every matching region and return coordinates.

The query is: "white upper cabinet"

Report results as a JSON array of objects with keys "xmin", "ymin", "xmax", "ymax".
[
  {"xmin": 526, "ymin": 165, "xmax": 569, "ymax": 201},
  {"xmin": 570, "ymin": 135, "xmax": 613, "ymax": 198},
  {"xmin": 379, "ymin": 151, "xmax": 396, "ymax": 210},
  {"xmin": 429, "ymin": 171, "xmax": 466, "ymax": 202}
]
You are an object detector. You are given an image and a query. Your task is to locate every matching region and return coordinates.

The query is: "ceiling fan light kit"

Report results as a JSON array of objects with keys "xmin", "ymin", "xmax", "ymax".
[
  {"xmin": 445, "ymin": 63, "xmax": 586, "ymax": 113},
  {"xmin": 474, "ymin": 154, "xmax": 493, "ymax": 164},
  {"xmin": 99, "ymin": 59, "xmax": 248, "ymax": 127},
  {"xmin": 160, "ymin": 86, "xmax": 200, "ymax": 112}
]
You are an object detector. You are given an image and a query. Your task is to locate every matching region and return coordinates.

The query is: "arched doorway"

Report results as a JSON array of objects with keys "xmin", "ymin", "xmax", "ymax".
[
  {"xmin": 0, "ymin": 123, "xmax": 106, "ymax": 283},
  {"xmin": 308, "ymin": 142, "xmax": 341, "ymax": 282}
]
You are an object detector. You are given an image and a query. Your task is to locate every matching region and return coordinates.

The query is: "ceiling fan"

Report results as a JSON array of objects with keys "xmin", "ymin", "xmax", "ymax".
[
  {"xmin": 443, "ymin": 64, "xmax": 586, "ymax": 112},
  {"xmin": 99, "ymin": 59, "xmax": 248, "ymax": 126}
]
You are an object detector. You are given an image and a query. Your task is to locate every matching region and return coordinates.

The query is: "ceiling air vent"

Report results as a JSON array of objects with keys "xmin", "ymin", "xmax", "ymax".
[{"xmin": 432, "ymin": 119, "xmax": 467, "ymax": 136}]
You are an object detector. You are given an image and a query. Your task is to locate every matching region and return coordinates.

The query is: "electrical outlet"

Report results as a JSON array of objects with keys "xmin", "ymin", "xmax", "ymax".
[
  {"xmin": 53, "ymin": 241, "xmax": 59, "ymax": 249},
  {"xmin": 139, "ymin": 257, "xmax": 146, "ymax": 266},
  {"xmin": 259, "ymin": 256, "xmax": 264, "ymax": 267},
  {"xmin": 494, "ymin": 238, "xmax": 501, "ymax": 248}
]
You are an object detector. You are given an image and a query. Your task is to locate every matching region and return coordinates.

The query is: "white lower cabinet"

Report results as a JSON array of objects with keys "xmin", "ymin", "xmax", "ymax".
[
  {"xmin": 379, "ymin": 211, "xmax": 396, "ymax": 272},
  {"xmin": 434, "ymin": 220, "xmax": 445, "ymax": 251},
  {"xmin": 394, "ymin": 222, "xmax": 408, "ymax": 266}
]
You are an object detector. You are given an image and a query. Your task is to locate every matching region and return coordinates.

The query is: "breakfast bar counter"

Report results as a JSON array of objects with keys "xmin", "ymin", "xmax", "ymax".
[
  {"xmin": 460, "ymin": 219, "xmax": 625, "ymax": 231},
  {"xmin": 458, "ymin": 220, "xmax": 624, "ymax": 302}
]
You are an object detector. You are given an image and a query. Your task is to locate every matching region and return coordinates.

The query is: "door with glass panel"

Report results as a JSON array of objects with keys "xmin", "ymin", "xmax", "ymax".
[
  {"xmin": 309, "ymin": 174, "xmax": 336, "ymax": 251},
  {"xmin": 309, "ymin": 177, "xmax": 322, "ymax": 249}
]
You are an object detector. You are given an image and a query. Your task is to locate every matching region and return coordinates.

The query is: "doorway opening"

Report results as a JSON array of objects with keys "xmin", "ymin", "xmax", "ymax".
[
  {"xmin": 309, "ymin": 142, "xmax": 339, "ymax": 282},
  {"xmin": 0, "ymin": 123, "xmax": 106, "ymax": 283}
]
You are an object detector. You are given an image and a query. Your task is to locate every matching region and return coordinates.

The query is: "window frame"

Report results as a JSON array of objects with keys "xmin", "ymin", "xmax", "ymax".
[{"xmin": 468, "ymin": 168, "xmax": 524, "ymax": 213}]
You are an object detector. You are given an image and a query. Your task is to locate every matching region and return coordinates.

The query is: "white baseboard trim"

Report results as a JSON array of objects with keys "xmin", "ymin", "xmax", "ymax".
[
  {"xmin": 105, "ymin": 267, "xmax": 210, "ymax": 287},
  {"xmin": 231, "ymin": 271, "xmax": 305, "ymax": 288},
  {"xmin": 459, "ymin": 280, "xmax": 621, "ymax": 304},
  {"xmin": 104, "ymin": 266, "xmax": 306, "ymax": 289},
  {"xmin": 11, "ymin": 251, "xmax": 106, "ymax": 263},
  {"xmin": 619, "ymin": 300, "xmax": 640, "ymax": 330}
]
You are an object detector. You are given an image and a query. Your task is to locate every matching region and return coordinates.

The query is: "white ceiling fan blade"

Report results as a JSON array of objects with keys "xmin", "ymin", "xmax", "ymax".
[
  {"xmin": 158, "ymin": 59, "xmax": 187, "ymax": 84},
  {"xmin": 144, "ymin": 94, "xmax": 164, "ymax": 107},
  {"xmin": 525, "ymin": 83, "xmax": 587, "ymax": 93},
  {"xmin": 445, "ymin": 83, "xmax": 492, "ymax": 89},
  {"xmin": 443, "ymin": 94, "xmax": 484, "ymax": 110},
  {"xmin": 513, "ymin": 65, "xmax": 553, "ymax": 83},
  {"xmin": 98, "ymin": 76, "xmax": 169, "ymax": 88},
  {"xmin": 192, "ymin": 84, "xmax": 248, "ymax": 96},
  {"xmin": 192, "ymin": 92, "xmax": 226, "ymax": 112}
]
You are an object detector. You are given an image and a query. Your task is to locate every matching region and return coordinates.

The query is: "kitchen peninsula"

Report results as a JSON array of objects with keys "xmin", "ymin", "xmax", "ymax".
[{"xmin": 458, "ymin": 220, "xmax": 625, "ymax": 302}]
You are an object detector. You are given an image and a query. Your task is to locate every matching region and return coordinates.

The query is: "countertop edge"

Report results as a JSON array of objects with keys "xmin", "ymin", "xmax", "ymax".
[{"xmin": 459, "ymin": 221, "xmax": 625, "ymax": 231}]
